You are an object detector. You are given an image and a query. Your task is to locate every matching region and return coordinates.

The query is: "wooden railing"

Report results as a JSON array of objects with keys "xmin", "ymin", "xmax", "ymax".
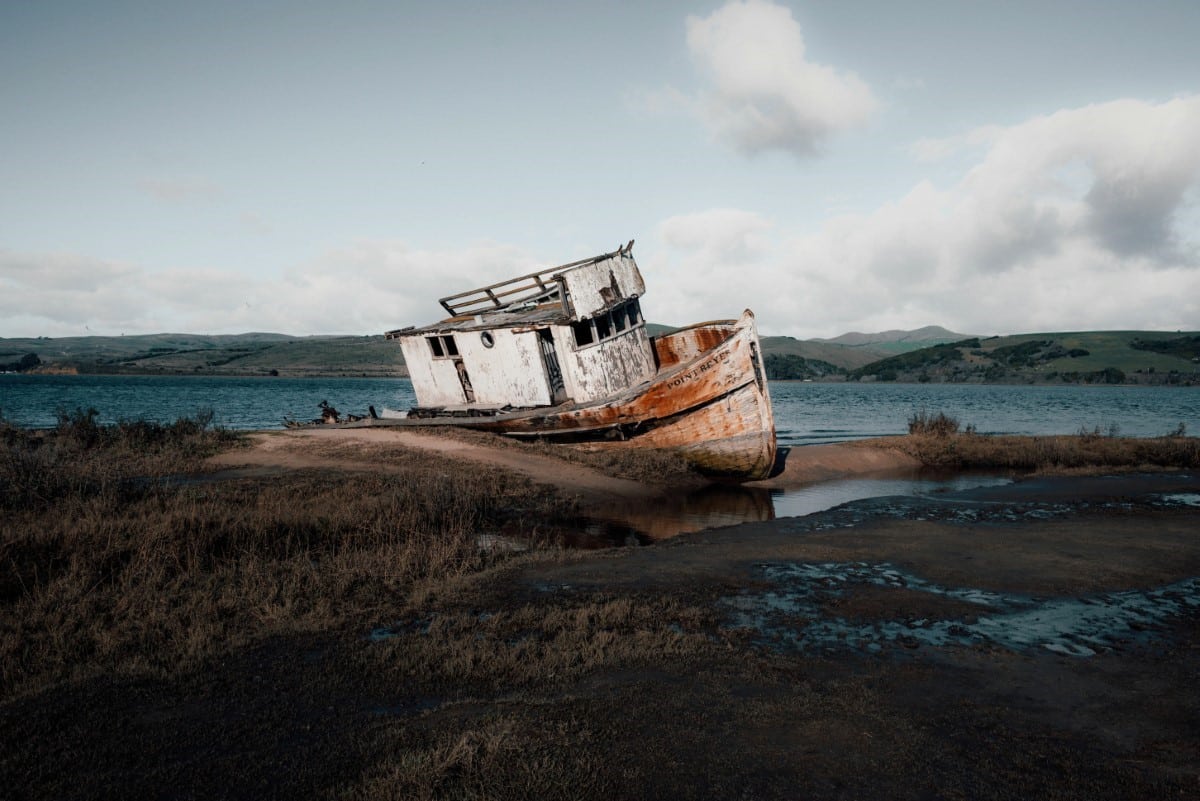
[{"xmin": 437, "ymin": 241, "xmax": 633, "ymax": 316}]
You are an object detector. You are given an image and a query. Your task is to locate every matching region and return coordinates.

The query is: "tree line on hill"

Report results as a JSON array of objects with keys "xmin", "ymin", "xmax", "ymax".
[{"xmin": 0, "ymin": 354, "xmax": 40, "ymax": 373}]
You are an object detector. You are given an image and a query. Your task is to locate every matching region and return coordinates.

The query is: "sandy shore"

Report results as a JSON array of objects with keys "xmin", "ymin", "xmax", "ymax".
[{"xmin": 206, "ymin": 427, "xmax": 922, "ymax": 498}]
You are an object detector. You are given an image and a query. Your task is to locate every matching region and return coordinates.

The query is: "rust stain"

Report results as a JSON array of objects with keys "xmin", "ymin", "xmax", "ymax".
[
  {"xmin": 471, "ymin": 314, "xmax": 777, "ymax": 479},
  {"xmin": 653, "ymin": 324, "xmax": 734, "ymax": 369}
]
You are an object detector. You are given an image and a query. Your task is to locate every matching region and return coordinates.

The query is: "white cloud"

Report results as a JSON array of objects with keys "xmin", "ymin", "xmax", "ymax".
[
  {"xmin": 642, "ymin": 96, "xmax": 1200, "ymax": 336},
  {"xmin": 4, "ymin": 98, "xmax": 1198, "ymax": 340},
  {"xmin": 0, "ymin": 243, "xmax": 542, "ymax": 337},
  {"xmin": 0, "ymin": 252, "xmax": 159, "ymax": 334},
  {"xmin": 641, "ymin": 209, "xmax": 776, "ymax": 326},
  {"xmin": 657, "ymin": 208, "xmax": 772, "ymax": 261},
  {"xmin": 681, "ymin": 0, "xmax": 877, "ymax": 157}
]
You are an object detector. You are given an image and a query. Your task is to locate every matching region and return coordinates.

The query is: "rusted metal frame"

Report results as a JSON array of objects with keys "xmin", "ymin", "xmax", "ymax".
[
  {"xmin": 437, "ymin": 246, "xmax": 625, "ymax": 315},
  {"xmin": 555, "ymin": 275, "xmax": 572, "ymax": 318},
  {"xmin": 441, "ymin": 279, "xmax": 560, "ymax": 316}
]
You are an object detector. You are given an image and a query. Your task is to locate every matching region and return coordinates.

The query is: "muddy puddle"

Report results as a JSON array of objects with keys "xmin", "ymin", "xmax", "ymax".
[
  {"xmin": 722, "ymin": 562, "xmax": 1200, "ymax": 658},
  {"xmin": 571, "ymin": 472, "xmax": 1013, "ymax": 548},
  {"xmin": 568, "ymin": 473, "xmax": 1200, "ymax": 548},
  {"xmin": 768, "ymin": 474, "xmax": 1013, "ymax": 518}
]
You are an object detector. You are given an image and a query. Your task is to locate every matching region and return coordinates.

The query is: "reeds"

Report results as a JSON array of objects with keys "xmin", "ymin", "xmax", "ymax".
[
  {"xmin": 907, "ymin": 409, "xmax": 961, "ymax": 437},
  {"xmin": 881, "ymin": 412, "xmax": 1200, "ymax": 471},
  {"xmin": 0, "ymin": 412, "xmax": 578, "ymax": 700}
]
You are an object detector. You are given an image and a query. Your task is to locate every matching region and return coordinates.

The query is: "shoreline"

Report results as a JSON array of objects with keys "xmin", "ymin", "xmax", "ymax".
[{"xmin": 7, "ymin": 368, "xmax": 1197, "ymax": 385}]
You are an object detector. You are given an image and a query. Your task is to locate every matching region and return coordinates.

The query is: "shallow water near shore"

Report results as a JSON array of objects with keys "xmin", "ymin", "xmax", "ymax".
[
  {"xmin": 2, "ymin": 374, "xmax": 1196, "ymax": 445},
  {"xmin": 768, "ymin": 473, "xmax": 1013, "ymax": 518},
  {"xmin": 574, "ymin": 471, "xmax": 1013, "ymax": 547}
]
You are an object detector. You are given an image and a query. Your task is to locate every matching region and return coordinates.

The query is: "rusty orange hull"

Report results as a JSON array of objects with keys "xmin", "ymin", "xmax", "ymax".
[
  {"xmin": 408, "ymin": 310, "xmax": 776, "ymax": 479},
  {"xmin": 345, "ymin": 310, "xmax": 776, "ymax": 479}
]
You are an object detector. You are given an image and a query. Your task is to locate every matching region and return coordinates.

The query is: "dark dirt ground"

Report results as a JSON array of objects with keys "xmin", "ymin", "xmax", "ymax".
[{"xmin": 3, "ymin": 472, "xmax": 1199, "ymax": 800}]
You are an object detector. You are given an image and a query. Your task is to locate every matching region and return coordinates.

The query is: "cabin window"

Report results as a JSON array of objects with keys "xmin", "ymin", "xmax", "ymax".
[
  {"xmin": 571, "ymin": 298, "xmax": 645, "ymax": 350},
  {"xmin": 594, "ymin": 313, "xmax": 612, "ymax": 340},
  {"xmin": 612, "ymin": 306, "xmax": 628, "ymax": 333},
  {"xmin": 572, "ymin": 319, "xmax": 594, "ymax": 347},
  {"xmin": 627, "ymin": 298, "xmax": 642, "ymax": 325},
  {"xmin": 427, "ymin": 334, "xmax": 459, "ymax": 358}
]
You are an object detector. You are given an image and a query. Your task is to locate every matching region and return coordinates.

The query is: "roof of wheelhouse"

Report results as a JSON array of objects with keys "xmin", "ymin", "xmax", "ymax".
[{"xmin": 385, "ymin": 241, "xmax": 637, "ymax": 338}]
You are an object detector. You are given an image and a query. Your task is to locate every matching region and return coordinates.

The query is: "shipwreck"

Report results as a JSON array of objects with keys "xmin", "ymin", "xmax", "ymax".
[{"xmin": 346, "ymin": 241, "xmax": 775, "ymax": 479}]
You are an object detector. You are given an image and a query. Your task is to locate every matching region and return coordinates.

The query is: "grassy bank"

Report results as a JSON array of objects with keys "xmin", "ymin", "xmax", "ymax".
[
  {"xmin": 1, "ymin": 413, "xmax": 728, "ymax": 799},
  {"xmin": 0, "ymin": 411, "xmax": 581, "ymax": 701},
  {"xmin": 862, "ymin": 410, "xmax": 1200, "ymax": 472}
]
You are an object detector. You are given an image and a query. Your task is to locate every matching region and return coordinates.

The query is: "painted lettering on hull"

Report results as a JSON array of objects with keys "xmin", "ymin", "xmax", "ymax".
[{"xmin": 665, "ymin": 351, "xmax": 731, "ymax": 390}]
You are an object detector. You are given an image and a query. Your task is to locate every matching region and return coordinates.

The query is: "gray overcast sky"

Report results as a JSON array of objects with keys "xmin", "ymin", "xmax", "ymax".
[{"xmin": 2, "ymin": 0, "xmax": 1198, "ymax": 337}]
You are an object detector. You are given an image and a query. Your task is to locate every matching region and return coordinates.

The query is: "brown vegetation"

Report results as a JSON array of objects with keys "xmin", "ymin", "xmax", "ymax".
[
  {"xmin": 906, "ymin": 409, "xmax": 964, "ymax": 436},
  {"xmin": 4, "ymin": 412, "xmax": 1199, "ymax": 799},
  {"xmin": 0, "ymin": 411, "xmax": 581, "ymax": 700},
  {"xmin": 867, "ymin": 418, "xmax": 1199, "ymax": 472}
]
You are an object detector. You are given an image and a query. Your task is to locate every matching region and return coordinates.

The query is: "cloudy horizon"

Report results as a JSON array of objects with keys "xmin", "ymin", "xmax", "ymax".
[{"xmin": 2, "ymin": 0, "xmax": 1198, "ymax": 339}]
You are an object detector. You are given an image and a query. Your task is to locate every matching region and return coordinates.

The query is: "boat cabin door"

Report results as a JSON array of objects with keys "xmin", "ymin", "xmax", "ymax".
[{"xmin": 537, "ymin": 329, "xmax": 568, "ymax": 404}]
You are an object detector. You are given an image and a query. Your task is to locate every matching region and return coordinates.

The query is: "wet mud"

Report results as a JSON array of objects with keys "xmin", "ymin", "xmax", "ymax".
[{"xmin": 724, "ymin": 561, "xmax": 1200, "ymax": 658}]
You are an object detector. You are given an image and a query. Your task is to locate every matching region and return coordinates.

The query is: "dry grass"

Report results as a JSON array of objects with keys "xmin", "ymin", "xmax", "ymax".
[
  {"xmin": 0, "ymin": 407, "xmax": 243, "ymax": 510},
  {"xmin": 864, "ymin": 429, "xmax": 1200, "ymax": 472},
  {"xmin": 0, "ymin": 412, "xmax": 579, "ymax": 700},
  {"xmin": 341, "ymin": 591, "xmax": 724, "ymax": 799},
  {"xmin": 340, "ymin": 714, "xmax": 613, "ymax": 801},
  {"xmin": 907, "ymin": 409, "xmax": 962, "ymax": 436},
  {"xmin": 367, "ymin": 593, "xmax": 720, "ymax": 693}
]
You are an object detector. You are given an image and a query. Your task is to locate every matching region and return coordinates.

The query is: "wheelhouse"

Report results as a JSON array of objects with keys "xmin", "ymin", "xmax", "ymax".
[{"xmin": 386, "ymin": 242, "xmax": 656, "ymax": 412}]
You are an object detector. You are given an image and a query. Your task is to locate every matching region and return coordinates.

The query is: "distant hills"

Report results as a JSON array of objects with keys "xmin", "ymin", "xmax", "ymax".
[
  {"xmin": 841, "ymin": 331, "xmax": 1200, "ymax": 386},
  {"xmin": 2, "ymin": 327, "xmax": 1198, "ymax": 386},
  {"xmin": 0, "ymin": 333, "xmax": 402, "ymax": 377},
  {"xmin": 812, "ymin": 325, "xmax": 972, "ymax": 353}
]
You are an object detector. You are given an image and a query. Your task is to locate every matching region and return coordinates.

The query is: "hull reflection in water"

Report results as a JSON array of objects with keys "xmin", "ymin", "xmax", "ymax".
[
  {"xmin": 566, "ymin": 484, "xmax": 776, "ymax": 547},
  {"xmin": 770, "ymin": 474, "xmax": 1014, "ymax": 519},
  {"xmin": 570, "ymin": 473, "xmax": 1013, "ymax": 547}
]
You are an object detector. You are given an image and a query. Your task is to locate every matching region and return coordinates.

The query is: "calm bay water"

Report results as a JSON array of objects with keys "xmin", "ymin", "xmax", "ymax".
[
  {"xmin": 1, "ymin": 374, "xmax": 1196, "ymax": 445},
  {"xmin": 769, "ymin": 382, "xmax": 1199, "ymax": 445},
  {"xmin": 0, "ymin": 375, "xmax": 417, "ymax": 430}
]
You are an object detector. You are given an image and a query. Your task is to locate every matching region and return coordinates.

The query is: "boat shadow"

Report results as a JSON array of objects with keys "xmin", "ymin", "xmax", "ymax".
[{"xmin": 767, "ymin": 445, "xmax": 791, "ymax": 479}]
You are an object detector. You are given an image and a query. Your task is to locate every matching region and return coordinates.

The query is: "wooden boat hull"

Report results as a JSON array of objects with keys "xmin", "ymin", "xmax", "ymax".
[{"xmin": 343, "ymin": 310, "xmax": 777, "ymax": 480}]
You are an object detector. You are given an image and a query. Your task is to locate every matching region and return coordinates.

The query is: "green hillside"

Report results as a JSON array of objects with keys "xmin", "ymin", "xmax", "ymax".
[
  {"xmin": 7, "ymin": 328, "xmax": 1197, "ymax": 385},
  {"xmin": 0, "ymin": 333, "xmax": 407, "ymax": 377},
  {"xmin": 758, "ymin": 335, "xmax": 886, "ymax": 370},
  {"xmin": 813, "ymin": 325, "xmax": 975, "ymax": 355},
  {"xmin": 850, "ymin": 331, "xmax": 1200, "ymax": 385}
]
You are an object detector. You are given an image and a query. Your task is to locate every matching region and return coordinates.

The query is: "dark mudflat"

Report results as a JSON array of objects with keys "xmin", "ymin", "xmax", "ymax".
[{"xmin": 4, "ymin": 472, "xmax": 1198, "ymax": 800}]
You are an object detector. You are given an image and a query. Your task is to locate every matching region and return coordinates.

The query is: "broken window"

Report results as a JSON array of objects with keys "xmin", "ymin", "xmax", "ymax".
[
  {"xmin": 572, "ymin": 299, "xmax": 645, "ymax": 350},
  {"xmin": 627, "ymin": 298, "xmax": 642, "ymax": 325},
  {"xmin": 427, "ymin": 334, "xmax": 459, "ymax": 358},
  {"xmin": 572, "ymin": 319, "xmax": 594, "ymax": 347},
  {"xmin": 595, "ymin": 314, "xmax": 612, "ymax": 340}
]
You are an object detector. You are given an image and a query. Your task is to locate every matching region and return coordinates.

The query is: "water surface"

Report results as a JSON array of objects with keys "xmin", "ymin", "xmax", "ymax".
[{"xmin": 2, "ymin": 375, "xmax": 1194, "ymax": 444}]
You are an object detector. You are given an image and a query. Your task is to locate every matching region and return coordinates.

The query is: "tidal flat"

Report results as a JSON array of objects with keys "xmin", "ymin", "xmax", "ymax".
[{"xmin": 2, "ymin": 419, "xmax": 1199, "ymax": 800}]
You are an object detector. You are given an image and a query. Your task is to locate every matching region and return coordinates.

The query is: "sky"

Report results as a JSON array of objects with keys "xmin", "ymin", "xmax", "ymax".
[{"xmin": 2, "ymin": 0, "xmax": 1198, "ymax": 339}]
